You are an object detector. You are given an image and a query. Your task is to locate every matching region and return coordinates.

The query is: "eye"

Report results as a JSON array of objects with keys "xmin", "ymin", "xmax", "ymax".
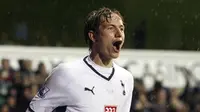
[
  {"xmin": 107, "ymin": 26, "xmax": 114, "ymax": 30},
  {"xmin": 120, "ymin": 27, "xmax": 124, "ymax": 31}
]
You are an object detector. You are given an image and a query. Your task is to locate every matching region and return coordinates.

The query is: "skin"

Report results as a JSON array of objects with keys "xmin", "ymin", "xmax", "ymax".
[{"xmin": 88, "ymin": 13, "xmax": 125, "ymax": 68}]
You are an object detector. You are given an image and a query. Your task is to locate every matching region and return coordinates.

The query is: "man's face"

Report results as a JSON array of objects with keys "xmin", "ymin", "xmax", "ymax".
[{"xmin": 94, "ymin": 13, "xmax": 125, "ymax": 60}]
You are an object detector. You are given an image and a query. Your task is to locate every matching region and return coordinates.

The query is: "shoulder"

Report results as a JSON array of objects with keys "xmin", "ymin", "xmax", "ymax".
[
  {"xmin": 114, "ymin": 63, "xmax": 133, "ymax": 77},
  {"xmin": 114, "ymin": 63, "xmax": 134, "ymax": 83},
  {"xmin": 54, "ymin": 57, "xmax": 85, "ymax": 71},
  {"xmin": 47, "ymin": 57, "xmax": 85, "ymax": 82}
]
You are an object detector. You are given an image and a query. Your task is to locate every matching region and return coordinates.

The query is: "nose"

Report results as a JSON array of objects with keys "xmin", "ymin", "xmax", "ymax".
[{"xmin": 115, "ymin": 28, "xmax": 123, "ymax": 38}]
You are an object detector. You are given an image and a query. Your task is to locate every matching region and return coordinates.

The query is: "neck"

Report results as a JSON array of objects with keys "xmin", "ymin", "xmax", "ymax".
[{"xmin": 89, "ymin": 51, "xmax": 113, "ymax": 68}]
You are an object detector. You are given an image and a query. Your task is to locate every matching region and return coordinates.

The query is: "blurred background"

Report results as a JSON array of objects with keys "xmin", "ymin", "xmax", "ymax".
[{"xmin": 0, "ymin": 0, "xmax": 200, "ymax": 112}]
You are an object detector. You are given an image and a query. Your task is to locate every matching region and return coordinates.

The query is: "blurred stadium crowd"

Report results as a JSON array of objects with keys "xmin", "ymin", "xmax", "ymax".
[
  {"xmin": 0, "ymin": 58, "xmax": 48, "ymax": 112},
  {"xmin": 0, "ymin": 57, "xmax": 200, "ymax": 112},
  {"xmin": 131, "ymin": 77, "xmax": 200, "ymax": 112}
]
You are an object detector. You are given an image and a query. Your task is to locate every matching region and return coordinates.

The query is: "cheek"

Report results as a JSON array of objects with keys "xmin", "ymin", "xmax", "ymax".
[
  {"xmin": 121, "ymin": 37, "xmax": 125, "ymax": 46},
  {"xmin": 101, "ymin": 39, "xmax": 110, "ymax": 49},
  {"xmin": 97, "ymin": 31, "xmax": 115, "ymax": 48},
  {"xmin": 99, "ymin": 36, "xmax": 112, "ymax": 46},
  {"xmin": 101, "ymin": 30, "xmax": 114, "ymax": 37},
  {"xmin": 122, "ymin": 33, "xmax": 125, "ymax": 40}
]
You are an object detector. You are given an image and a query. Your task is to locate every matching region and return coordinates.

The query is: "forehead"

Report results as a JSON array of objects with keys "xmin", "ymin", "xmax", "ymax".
[{"xmin": 100, "ymin": 13, "xmax": 124, "ymax": 26}]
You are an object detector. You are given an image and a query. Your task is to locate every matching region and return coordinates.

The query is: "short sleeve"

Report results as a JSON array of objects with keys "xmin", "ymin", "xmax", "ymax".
[{"xmin": 26, "ymin": 64, "xmax": 71, "ymax": 112}]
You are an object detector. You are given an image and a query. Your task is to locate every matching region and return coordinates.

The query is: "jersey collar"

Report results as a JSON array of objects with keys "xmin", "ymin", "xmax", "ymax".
[{"xmin": 83, "ymin": 56, "xmax": 115, "ymax": 81}]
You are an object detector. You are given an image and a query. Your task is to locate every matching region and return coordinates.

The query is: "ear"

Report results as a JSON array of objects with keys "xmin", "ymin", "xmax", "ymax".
[{"xmin": 88, "ymin": 30, "xmax": 96, "ymax": 43}]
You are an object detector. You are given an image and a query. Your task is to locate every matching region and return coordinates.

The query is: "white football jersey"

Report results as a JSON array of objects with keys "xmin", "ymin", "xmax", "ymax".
[{"xmin": 26, "ymin": 56, "xmax": 134, "ymax": 112}]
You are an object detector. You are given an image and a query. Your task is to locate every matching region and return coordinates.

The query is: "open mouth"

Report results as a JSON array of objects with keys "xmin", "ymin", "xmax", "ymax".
[{"xmin": 113, "ymin": 40, "xmax": 122, "ymax": 51}]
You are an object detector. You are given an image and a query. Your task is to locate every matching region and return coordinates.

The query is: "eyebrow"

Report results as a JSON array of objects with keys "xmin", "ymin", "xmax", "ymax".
[{"xmin": 105, "ymin": 24, "xmax": 125, "ymax": 28}]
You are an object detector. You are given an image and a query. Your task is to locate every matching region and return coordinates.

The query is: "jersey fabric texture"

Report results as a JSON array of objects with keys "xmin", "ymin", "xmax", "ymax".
[{"xmin": 26, "ymin": 56, "xmax": 134, "ymax": 112}]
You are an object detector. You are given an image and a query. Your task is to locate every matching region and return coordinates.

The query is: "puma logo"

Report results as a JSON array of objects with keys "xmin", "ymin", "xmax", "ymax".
[{"xmin": 84, "ymin": 86, "xmax": 95, "ymax": 95}]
